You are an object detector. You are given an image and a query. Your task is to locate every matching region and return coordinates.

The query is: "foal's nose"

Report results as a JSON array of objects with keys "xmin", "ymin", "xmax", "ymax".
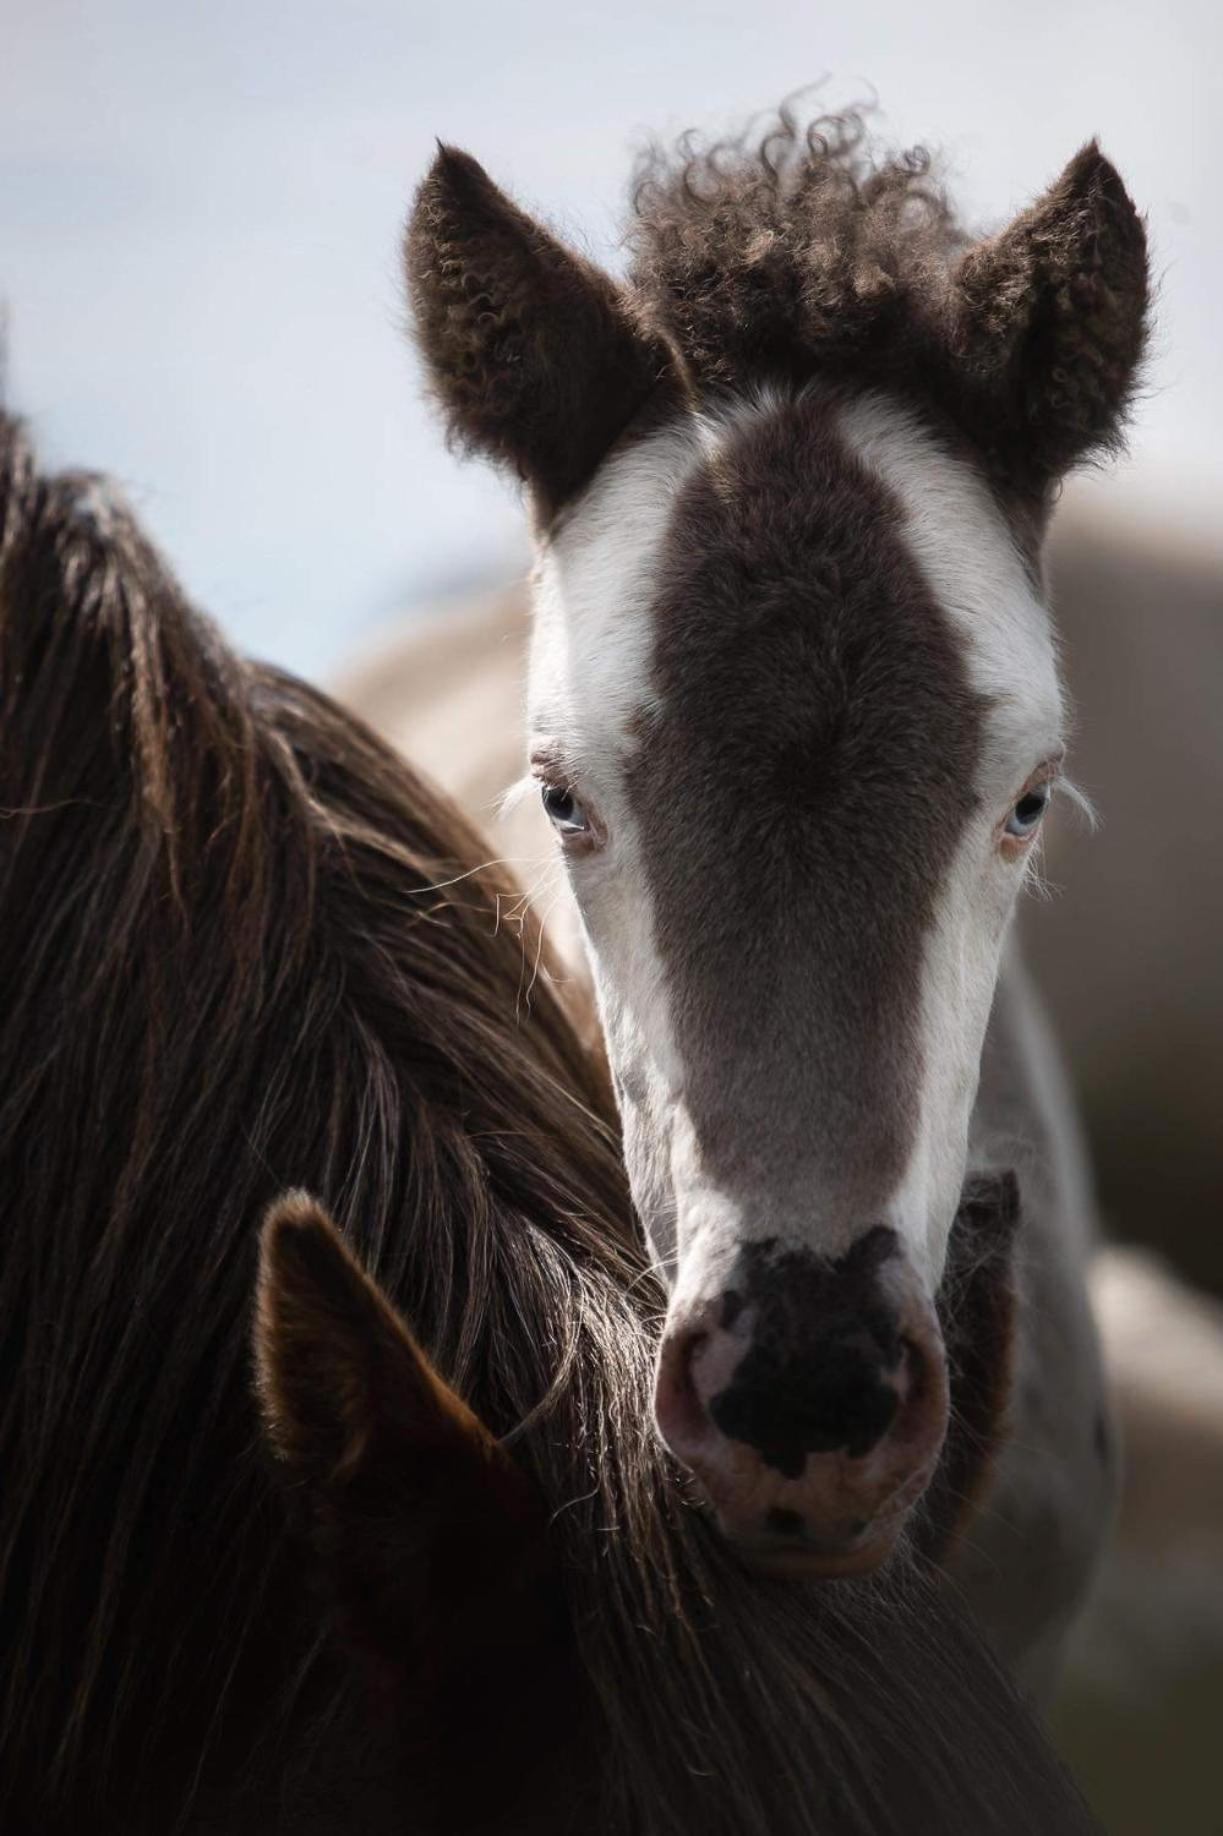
[{"xmin": 653, "ymin": 1227, "xmax": 947, "ymax": 1574}]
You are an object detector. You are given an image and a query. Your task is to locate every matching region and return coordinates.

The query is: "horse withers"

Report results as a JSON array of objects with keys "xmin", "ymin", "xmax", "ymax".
[{"xmin": 406, "ymin": 105, "xmax": 1148, "ymax": 1681}]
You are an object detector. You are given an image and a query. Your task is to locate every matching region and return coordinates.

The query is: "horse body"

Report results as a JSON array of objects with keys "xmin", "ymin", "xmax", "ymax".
[{"xmin": 0, "ymin": 410, "xmax": 1101, "ymax": 1831}]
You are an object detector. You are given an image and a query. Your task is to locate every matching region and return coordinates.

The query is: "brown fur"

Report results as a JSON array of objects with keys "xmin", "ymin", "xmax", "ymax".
[
  {"xmin": 406, "ymin": 145, "xmax": 675, "ymax": 516},
  {"xmin": 628, "ymin": 107, "xmax": 965, "ymax": 390},
  {"xmin": 0, "ymin": 409, "xmax": 1098, "ymax": 1832},
  {"xmin": 951, "ymin": 143, "xmax": 1150, "ymax": 486},
  {"xmin": 628, "ymin": 108, "xmax": 1148, "ymax": 495},
  {"xmin": 409, "ymin": 102, "xmax": 1147, "ymax": 508},
  {"xmin": 255, "ymin": 1198, "xmax": 589, "ymax": 1834},
  {"xmin": 256, "ymin": 1193, "xmax": 507, "ymax": 1489},
  {"xmin": 626, "ymin": 391, "xmax": 985, "ymax": 1231}
]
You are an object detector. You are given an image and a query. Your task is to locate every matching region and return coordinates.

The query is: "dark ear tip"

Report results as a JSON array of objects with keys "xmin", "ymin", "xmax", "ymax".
[
  {"xmin": 419, "ymin": 142, "xmax": 497, "ymax": 208},
  {"xmin": 1067, "ymin": 136, "xmax": 1105, "ymax": 174},
  {"xmin": 257, "ymin": 1190, "xmax": 347, "ymax": 1306},
  {"xmin": 1062, "ymin": 140, "xmax": 1142, "ymax": 224},
  {"xmin": 260, "ymin": 1186, "xmax": 334, "ymax": 1250},
  {"xmin": 408, "ymin": 144, "xmax": 509, "ymax": 278}
]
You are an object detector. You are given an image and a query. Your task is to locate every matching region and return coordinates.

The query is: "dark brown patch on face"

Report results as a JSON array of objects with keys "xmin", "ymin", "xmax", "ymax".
[{"xmin": 626, "ymin": 393, "xmax": 985, "ymax": 1230}]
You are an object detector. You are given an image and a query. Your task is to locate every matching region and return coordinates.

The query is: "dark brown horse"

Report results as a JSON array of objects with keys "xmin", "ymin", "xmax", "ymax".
[{"xmin": 0, "ymin": 410, "xmax": 1097, "ymax": 1831}]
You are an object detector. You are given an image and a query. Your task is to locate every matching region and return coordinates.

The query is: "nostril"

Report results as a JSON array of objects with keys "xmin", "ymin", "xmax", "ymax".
[{"xmin": 890, "ymin": 1329, "xmax": 947, "ymax": 1453}]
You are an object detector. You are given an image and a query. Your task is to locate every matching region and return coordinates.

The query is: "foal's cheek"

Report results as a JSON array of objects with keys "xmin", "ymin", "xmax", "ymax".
[{"xmin": 619, "ymin": 1093, "xmax": 679, "ymax": 1270}]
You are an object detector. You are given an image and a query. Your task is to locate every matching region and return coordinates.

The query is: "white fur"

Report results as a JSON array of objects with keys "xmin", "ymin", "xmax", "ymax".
[
  {"xmin": 837, "ymin": 394, "xmax": 1065, "ymax": 784},
  {"xmin": 530, "ymin": 387, "xmax": 1066, "ymax": 1299},
  {"xmin": 529, "ymin": 422, "xmax": 708, "ymax": 1265},
  {"xmin": 837, "ymin": 394, "xmax": 1066, "ymax": 1282},
  {"xmin": 529, "ymin": 423, "xmax": 701, "ymax": 773}
]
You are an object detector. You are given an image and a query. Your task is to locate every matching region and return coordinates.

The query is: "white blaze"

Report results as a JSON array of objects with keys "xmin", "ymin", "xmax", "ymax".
[
  {"xmin": 529, "ymin": 420, "xmax": 706, "ymax": 1270},
  {"xmin": 838, "ymin": 394, "xmax": 1065, "ymax": 1284},
  {"xmin": 528, "ymin": 388, "xmax": 1065, "ymax": 1295}
]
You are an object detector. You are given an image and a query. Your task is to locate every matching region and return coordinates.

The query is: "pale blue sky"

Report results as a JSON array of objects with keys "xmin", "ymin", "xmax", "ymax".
[{"xmin": 3, "ymin": 0, "xmax": 1217, "ymax": 680}]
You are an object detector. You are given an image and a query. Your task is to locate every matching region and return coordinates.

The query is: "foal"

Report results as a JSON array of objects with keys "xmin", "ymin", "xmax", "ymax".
[
  {"xmin": 0, "ymin": 411, "xmax": 1097, "ymax": 1830},
  {"xmin": 406, "ymin": 105, "xmax": 1148, "ymax": 1673}
]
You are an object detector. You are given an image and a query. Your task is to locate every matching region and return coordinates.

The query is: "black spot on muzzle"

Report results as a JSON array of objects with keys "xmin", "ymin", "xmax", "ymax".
[{"xmin": 708, "ymin": 1227, "xmax": 905, "ymax": 1477}]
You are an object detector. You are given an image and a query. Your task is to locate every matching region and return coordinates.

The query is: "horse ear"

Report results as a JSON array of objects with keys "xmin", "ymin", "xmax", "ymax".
[
  {"xmin": 950, "ymin": 143, "xmax": 1148, "ymax": 489},
  {"xmin": 253, "ymin": 1193, "xmax": 561, "ymax": 1676},
  {"xmin": 406, "ymin": 145, "xmax": 674, "ymax": 516}
]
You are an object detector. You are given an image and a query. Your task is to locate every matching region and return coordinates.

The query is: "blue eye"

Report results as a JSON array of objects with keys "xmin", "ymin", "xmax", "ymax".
[
  {"xmin": 541, "ymin": 783, "xmax": 589, "ymax": 834},
  {"xmin": 1005, "ymin": 787, "xmax": 1050, "ymax": 839}
]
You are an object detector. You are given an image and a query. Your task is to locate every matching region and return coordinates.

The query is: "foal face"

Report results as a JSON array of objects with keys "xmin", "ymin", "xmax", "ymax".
[
  {"xmin": 528, "ymin": 389, "xmax": 1063, "ymax": 1565},
  {"xmin": 406, "ymin": 120, "xmax": 1145, "ymax": 1569}
]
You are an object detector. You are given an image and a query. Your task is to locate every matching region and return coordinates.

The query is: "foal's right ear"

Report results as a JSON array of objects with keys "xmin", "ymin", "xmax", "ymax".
[
  {"xmin": 406, "ymin": 145, "xmax": 674, "ymax": 517},
  {"xmin": 253, "ymin": 1193, "xmax": 557, "ymax": 1676},
  {"xmin": 949, "ymin": 142, "xmax": 1149, "ymax": 488}
]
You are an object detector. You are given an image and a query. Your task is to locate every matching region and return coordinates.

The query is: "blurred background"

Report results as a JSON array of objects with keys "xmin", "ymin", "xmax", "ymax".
[
  {"xmin": 4, "ymin": 3, "xmax": 1221, "ymax": 1830},
  {"xmin": 3, "ymin": 0, "xmax": 1219, "ymax": 674}
]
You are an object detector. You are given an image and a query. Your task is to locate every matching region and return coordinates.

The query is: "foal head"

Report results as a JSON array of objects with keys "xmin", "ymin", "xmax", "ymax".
[{"xmin": 406, "ymin": 110, "xmax": 1148, "ymax": 1570}]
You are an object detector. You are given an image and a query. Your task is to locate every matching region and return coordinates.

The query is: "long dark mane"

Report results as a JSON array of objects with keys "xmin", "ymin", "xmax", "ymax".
[{"xmin": 0, "ymin": 412, "xmax": 1093, "ymax": 1832}]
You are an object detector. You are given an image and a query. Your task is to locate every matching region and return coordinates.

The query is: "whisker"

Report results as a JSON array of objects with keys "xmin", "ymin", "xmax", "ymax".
[{"xmin": 417, "ymin": 854, "xmax": 541, "ymax": 895}]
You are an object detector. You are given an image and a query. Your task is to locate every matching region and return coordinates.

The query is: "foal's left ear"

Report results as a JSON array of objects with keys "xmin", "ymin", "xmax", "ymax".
[
  {"xmin": 950, "ymin": 143, "xmax": 1149, "ymax": 488},
  {"xmin": 406, "ymin": 145, "xmax": 674, "ymax": 518}
]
